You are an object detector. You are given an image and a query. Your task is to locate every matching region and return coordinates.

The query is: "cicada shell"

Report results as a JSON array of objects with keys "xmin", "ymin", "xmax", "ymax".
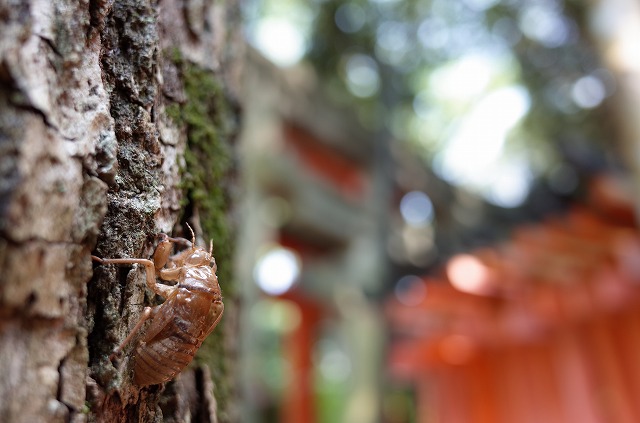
[{"xmin": 93, "ymin": 226, "xmax": 224, "ymax": 386}]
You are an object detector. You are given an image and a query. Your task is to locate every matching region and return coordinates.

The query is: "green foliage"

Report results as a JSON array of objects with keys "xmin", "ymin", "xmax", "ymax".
[{"xmin": 300, "ymin": 0, "xmax": 614, "ymax": 198}]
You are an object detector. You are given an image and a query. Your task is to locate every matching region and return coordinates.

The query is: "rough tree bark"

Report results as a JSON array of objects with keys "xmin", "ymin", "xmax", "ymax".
[{"xmin": 0, "ymin": 1, "xmax": 242, "ymax": 422}]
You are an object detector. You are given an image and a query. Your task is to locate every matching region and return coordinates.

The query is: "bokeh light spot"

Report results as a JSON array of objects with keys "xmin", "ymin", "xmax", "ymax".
[
  {"xmin": 394, "ymin": 275, "xmax": 427, "ymax": 306},
  {"xmin": 572, "ymin": 75, "xmax": 606, "ymax": 109},
  {"xmin": 254, "ymin": 247, "xmax": 301, "ymax": 295},
  {"xmin": 319, "ymin": 349, "xmax": 351, "ymax": 382},
  {"xmin": 519, "ymin": 5, "xmax": 570, "ymax": 48},
  {"xmin": 447, "ymin": 254, "xmax": 492, "ymax": 295},
  {"xmin": 252, "ymin": 17, "xmax": 306, "ymax": 67},
  {"xmin": 400, "ymin": 191, "xmax": 434, "ymax": 225},
  {"xmin": 417, "ymin": 17, "xmax": 450, "ymax": 51},
  {"xmin": 335, "ymin": 3, "xmax": 366, "ymax": 34},
  {"xmin": 250, "ymin": 299, "xmax": 301, "ymax": 333},
  {"xmin": 344, "ymin": 54, "xmax": 380, "ymax": 98}
]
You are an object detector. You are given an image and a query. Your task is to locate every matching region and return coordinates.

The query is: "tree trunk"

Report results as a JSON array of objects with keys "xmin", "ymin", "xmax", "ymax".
[{"xmin": 0, "ymin": 1, "xmax": 242, "ymax": 422}]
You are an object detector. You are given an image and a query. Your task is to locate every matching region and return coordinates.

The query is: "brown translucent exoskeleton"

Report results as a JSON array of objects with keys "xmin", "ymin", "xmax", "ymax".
[{"xmin": 92, "ymin": 225, "xmax": 224, "ymax": 386}]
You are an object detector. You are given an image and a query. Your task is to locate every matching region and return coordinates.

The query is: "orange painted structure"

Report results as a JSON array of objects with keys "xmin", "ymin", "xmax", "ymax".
[
  {"xmin": 279, "ymin": 291, "xmax": 325, "ymax": 423},
  {"xmin": 387, "ymin": 177, "xmax": 640, "ymax": 422}
]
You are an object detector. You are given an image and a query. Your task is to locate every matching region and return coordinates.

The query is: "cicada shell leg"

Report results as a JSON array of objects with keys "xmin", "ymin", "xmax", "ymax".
[
  {"xmin": 109, "ymin": 306, "xmax": 157, "ymax": 361},
  {"xmin": 91, "ymin": 256, "xmax": 173, "ymax": 298}
]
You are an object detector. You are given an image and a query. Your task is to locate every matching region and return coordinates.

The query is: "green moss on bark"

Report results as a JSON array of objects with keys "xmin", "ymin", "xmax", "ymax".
[{"xmin": 165, "ymin": 52, "xmax": 238, "ymax": 422}]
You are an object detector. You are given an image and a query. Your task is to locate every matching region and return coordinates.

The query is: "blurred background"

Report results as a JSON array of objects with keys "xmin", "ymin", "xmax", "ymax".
[{"xmin": 236, "ymin": 0, "xmax": 640, "ymax": 422}]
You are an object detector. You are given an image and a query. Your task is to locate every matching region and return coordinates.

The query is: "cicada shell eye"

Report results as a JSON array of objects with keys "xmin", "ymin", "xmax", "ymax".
[
  {"xmin": 186, "ymin": 249, "xmax": 211, "ymax": 266},
  {"xmin": 210, "ymin": 257, "xmax": 217, "ymax": 272}
]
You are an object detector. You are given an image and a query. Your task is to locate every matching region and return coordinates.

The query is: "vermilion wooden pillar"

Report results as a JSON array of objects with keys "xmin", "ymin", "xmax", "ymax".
[{"xmin": 280, "ymin": 291, "xmax": 323, "ymax": 423}]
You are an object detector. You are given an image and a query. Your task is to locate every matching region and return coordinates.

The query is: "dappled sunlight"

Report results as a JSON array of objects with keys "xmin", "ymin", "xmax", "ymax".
[
  {"xmin": 428, "ymin": 53, "xmax": 496, "ymax": 101},
  {"xmin": 433, "ymin": 85, "xmax": 531, "ymax": 206}
]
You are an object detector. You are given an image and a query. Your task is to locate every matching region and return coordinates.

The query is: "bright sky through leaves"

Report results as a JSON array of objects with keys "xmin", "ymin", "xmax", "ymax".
[{"xmin": 246, "ymin": 0, "xmax": 612, "ymax": 208}]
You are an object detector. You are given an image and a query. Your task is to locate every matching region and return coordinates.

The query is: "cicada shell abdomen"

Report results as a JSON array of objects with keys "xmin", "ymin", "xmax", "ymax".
[
  {"xmin": 133, "ymin": 322, "xmax": 202, "ymax": 386},
  {"xmin": 133, "ymin": 286, "xmax": 222, "ymax": 386}
]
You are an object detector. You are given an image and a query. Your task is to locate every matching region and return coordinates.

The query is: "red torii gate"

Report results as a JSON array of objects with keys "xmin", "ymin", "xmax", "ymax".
[{"xmin": 387, "ymin": 176, "xmax": 640, "ymax": 422}]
